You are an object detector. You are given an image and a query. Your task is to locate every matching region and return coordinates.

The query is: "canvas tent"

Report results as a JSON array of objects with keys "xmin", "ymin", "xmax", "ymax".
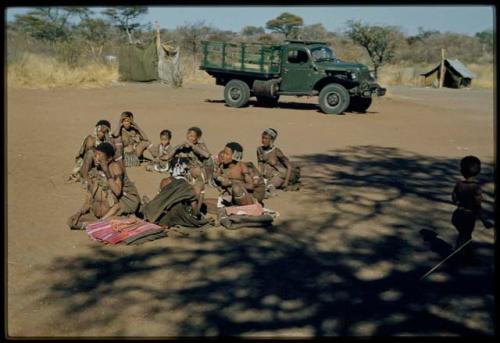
[
  {"xmin": 118, "ymin": 31, "xmax": 180, "ymax": 84},
  {"xmin": 421, "ymin": 59, "xmax": 475, "ymax": 88}
]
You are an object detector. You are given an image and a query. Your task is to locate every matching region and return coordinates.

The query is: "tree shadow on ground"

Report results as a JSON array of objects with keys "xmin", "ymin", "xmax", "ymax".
[{"xmin": 27, "ymin": 145, "xmax": 495, "ymax": 336}]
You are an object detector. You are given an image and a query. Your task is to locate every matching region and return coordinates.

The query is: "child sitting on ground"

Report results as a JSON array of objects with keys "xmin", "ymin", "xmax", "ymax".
[
  {"xmin": 145, "ymin": 129, "xmax": 173, "ymax": 173},
  {"xmin": 451, "ymin": 155, "xmax": 493, "ymax": 264}
]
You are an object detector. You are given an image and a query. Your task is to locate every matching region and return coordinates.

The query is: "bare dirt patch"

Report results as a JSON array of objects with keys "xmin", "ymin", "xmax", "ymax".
[{"xmin": 6, "ymin": 83, "xmax": 494, "ymax": 336}]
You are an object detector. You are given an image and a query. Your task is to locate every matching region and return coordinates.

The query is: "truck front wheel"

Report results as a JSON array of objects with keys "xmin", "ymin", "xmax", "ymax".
[
  {"xmin": 318, "ymin": 83, "xmax": 350, "ymax": 114},
  {"xmin": 224, "ymin": 80, "xmax": 250, "ymax": 108},
  {"xmin": 348, "ymin": 96, "xmax": 372, "ymax": 113}
]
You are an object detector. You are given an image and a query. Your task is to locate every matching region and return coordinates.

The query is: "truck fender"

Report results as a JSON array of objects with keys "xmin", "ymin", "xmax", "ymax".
[{"xmin": 313, "ymin": 76, "xmax": 355, "ymax": 93}]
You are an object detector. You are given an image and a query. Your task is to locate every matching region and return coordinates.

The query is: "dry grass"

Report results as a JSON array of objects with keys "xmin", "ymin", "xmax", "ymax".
[
  {"xmin": 467, "ymin": 63, "xmax": 494, "ymax": 89},
  {"xmin": 180, "ymin": 57, "xmax": 215, "ymax": 85},
  {"xmin": 7, "ymin": 53, "xmax": 492, "ymax": 90},
  {"xmin": 7, "ymin": 53, "xmax": 118, "ymax": 89}
]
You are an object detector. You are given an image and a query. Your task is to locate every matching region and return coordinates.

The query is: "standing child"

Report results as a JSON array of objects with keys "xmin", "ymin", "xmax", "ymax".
[{"xmin": 451, "ymin": 155, "xmax": 493, "ymax": 264}]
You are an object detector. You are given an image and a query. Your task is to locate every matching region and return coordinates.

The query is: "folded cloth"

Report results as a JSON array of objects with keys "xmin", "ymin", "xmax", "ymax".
[
  {"xmin": 123, "ymin": 228, "xmax": 167, "ymax": 245},
  {"xmin": 225, "ymin": 203, "xmax": 264, "ymax": 216},
  {"xmin": 142, "ymin": 178, "xmax": 209, "ymax": 228},
  {"xmin": 220, "ymin": 214, "xmax": 274, "ymax": 230},
  {"xmin": 85, "ymin": 218, "xmax": 165, "ymax": 245}
]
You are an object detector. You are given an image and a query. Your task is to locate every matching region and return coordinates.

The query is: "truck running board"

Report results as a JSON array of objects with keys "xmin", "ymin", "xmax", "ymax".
[{"xmin": 277, "ymin": 91, "xmax": 319, "ymax": 96}]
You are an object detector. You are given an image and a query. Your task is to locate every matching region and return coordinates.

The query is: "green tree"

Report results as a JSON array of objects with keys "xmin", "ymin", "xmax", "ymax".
[
  {"xmin": 74, "ymin": 18, "xmax": 113, "ymax": 61},
  {"xmin": 12, "ymin": 7, "xmax": 91, "ymax": 42},
  {"xmin": 299, "ymin": 23, "xmax": 328, "ymax": 41},
  {"xmin": 266, "ymin": 12, "xmax": 303, "ymax": 39},
  {"xmin": 346, "ymin": 20, "xmax": 401, "ymax": 78},
  {"xmin": 175, "ymin": 21, "xmax": 212, "ymax": 66},
  {"xmin": 407, "ymin": 27, "xmax": 440, "ymax": 45},
  {"xmin": 475, "ymin": 29, "xmax": 493, "ymax": 52},
  {"xmin": 241, "ymin": 25, "xmax": 265, "ymax": 36},
  {"xmin": 102, "ymin": 7, "xmax": 148, "ymax": 43}
]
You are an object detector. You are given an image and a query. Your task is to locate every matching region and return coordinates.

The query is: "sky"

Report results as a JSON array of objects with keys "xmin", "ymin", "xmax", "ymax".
[{"xmin": 5, "ymin": 6, "xmax": 495, "ymax": 36}]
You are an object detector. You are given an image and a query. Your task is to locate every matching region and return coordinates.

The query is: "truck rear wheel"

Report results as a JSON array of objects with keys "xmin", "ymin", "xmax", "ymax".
[
  {"xmin": 318, "ymin": 83, "xmax": 350, "ymax": 114},
  {"xmin": 224, "ymin": 79, "xmax": 250, "ymax": 108},
  {"xmin": 348, "ymin": 96, "xmax": 372, "ymax": 113},
  {"xmin": 256, "ymin": 95, "xmax": 280, "ymax": 107}
]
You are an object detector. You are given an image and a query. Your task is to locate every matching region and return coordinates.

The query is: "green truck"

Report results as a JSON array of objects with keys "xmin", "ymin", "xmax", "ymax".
[{"xmin": 199, "ymin": 40, "xmax": 386, "ymax": 114}]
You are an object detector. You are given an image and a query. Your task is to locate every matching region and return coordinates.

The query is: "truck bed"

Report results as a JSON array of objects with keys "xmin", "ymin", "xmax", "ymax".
[{"xmin": 200, "ymin": 41, "xmax": 282, "ymax": 75}]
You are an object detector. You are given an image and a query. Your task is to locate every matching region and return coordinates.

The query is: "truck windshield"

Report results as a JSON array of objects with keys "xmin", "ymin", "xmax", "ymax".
[{"xmin": 310, "ymin": 47, "xmax": 336, "ymax": 62}]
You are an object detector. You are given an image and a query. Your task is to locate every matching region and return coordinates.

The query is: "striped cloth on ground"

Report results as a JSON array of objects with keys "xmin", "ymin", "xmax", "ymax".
[{"xmin": 85, "ymin": 218, "xmax": 165, "ymax": 245}]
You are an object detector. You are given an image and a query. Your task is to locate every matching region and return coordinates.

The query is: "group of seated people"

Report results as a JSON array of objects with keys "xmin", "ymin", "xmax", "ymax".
[{"xmin": 67, "ymin": 111, "xmax": 301, "ymax": 230}]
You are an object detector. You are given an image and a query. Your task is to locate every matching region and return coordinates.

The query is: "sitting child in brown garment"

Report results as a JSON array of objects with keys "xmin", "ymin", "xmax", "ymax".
[
  {"xmin": 245, "ymin": 162, "xmax": 266, "ymax": 205},
  {"xmin": 68, "ymin": 142, "xmax": 141, "ymax": 230},
  {"xmin": 67, "ymin": 120, "xmax": 112, "ymax": 183},
  {"xmin": 145, "ymin": 129, "xmax": 174, "ymax": 173},
  {"xmin": 214, "ymin": 142, "xmax": 256, "ymax": 206},
  {"xmin": 257, "ymin": 128, "xmax": 300, "ymax": 196},
  {"xmin": 112, "ymin": 111, "xmax": 153, "ymax": 167},
  {"xmin": 163, "ymin": 126, "xmax": 213, "ymax": 184},
  {"xmin": 451, "ymin": 155, "xmax": 493, "ymax": 264}
]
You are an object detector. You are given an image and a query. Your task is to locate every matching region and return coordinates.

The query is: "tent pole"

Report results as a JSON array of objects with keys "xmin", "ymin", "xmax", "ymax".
[
  {"xmin": 155, "ymin": 21, "xmax": 161, "ymax": 52},
  {"xmin": 439, "ymin": 48, "xmax": 446, "ymax": 88}
]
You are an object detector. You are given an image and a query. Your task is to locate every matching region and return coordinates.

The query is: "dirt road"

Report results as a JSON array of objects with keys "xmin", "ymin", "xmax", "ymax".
[{"xmin": 6, "ymin": 83, "xmax": 495, "ymax": 336}]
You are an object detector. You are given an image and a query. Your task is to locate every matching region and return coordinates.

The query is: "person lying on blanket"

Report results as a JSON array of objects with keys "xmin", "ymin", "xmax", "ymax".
[
  {"xmin": 141, "ymin": 176, "xmax": 208, "ymax": 228},
  {"xmin": 67, "ymin": 142, "xmax": 141, "ymax": 230},
  {"xmin": 213, "ymin": 142, "xmax": 258, "ymax": 206}
]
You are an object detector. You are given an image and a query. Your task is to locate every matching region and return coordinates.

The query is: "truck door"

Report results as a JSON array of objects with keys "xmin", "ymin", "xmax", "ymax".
[{"xmin": 280, "ymin": 47, "xmax": 314, "ymax": 92}]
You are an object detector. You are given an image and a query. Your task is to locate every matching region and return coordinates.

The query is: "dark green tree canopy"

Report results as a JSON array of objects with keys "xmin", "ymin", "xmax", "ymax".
[
  {"xmin": 266, "ymin": 12, "xmax": 304, "ymax": 39},
  {"xmin": 475, "ymin": 29, "xmax": 493, "ymax": 52},
  {"xmin": 102, "ymin": 7, "xmax": 148, "ymax": 43},
  {"xmin": 12, "ymin": 7, "xmax": 91, "ymax": 42},
  {"xmin": 346, "ymin": 20, "xmax": 401, "ymax": 77},
  {"xmin": 241, "ymin": 25, "xmax": 265, "ymax": 36}
]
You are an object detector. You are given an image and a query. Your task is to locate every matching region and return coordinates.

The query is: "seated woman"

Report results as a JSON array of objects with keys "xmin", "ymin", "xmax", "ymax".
[
  {"xmin": 256, "ymin": 128, "xmax": 300, "ymax": 195},
  {"xmin": 67, "ymin": 143, "xmax": 141, "ymax": 230},
  {"xmin": 145, "ymin": 129, "xmax": 174, "ymax": 173},
  {"xmin": 67, "ymin": 120, "xmax": 111, "ymax": 183},
  {"xmin": 164, "ymin": 127, "xmax": 213, "ymax": 184},
  {"xmin": 112, "ymin": 111, "xmax": 153, "ymax": 167},
  {"xmin": 213, "ymin": 142, "xmax": 256, "ymax": 206}
]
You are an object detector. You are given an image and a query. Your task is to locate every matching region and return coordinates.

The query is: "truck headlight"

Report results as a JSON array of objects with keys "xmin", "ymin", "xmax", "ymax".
[
  {"xmin": 350, "ymin": 72, "xmax": 357, "ymax": 80},
  {"xmin": 369, "ymin": 71, "xmax": 375, "ymax": 79}
]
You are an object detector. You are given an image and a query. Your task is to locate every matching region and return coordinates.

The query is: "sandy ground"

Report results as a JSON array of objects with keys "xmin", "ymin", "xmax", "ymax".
[{"xmin": 6, "ymin": 82, "xmax": 495, "ymax": 337}]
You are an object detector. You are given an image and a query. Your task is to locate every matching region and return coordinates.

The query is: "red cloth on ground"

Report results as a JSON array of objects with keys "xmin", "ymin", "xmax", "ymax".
[{"xmin": 85, "ymin": 218, "xmax": 163, "ymax": 245}]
